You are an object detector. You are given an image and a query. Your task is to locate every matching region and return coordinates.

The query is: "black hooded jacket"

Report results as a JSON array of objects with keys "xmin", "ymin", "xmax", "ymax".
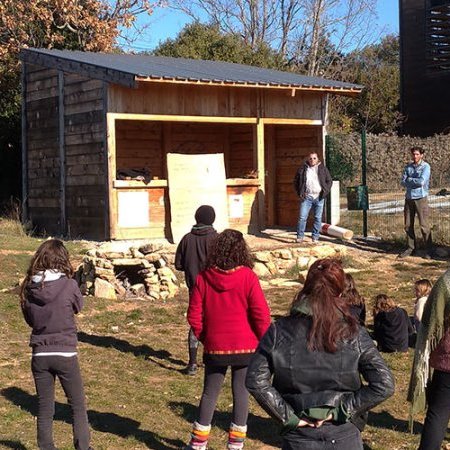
[{"xmin": 175, "ymin": 225, "xmax": 218, "ymax": 291}]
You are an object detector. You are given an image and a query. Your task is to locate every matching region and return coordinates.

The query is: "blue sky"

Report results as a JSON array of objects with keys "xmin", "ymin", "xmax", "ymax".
[{"xmin": 119, "ymin": 0, "xmax": 399, "ymax": 52}]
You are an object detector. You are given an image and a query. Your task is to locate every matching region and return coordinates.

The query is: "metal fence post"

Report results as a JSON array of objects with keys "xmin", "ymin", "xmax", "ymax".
[
  {"xmin": 325, "ymin": 135, "xmax": 332, "ymax": 223},
  {"xmin": 361, "ymin": 128, "xmax": 368, "ymax": 237}
]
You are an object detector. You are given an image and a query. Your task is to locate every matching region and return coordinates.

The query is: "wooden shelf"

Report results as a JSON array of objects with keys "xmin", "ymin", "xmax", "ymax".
[
  {"xmin": 226, "ymin": 178, "xmax": 260, "ymax": 187},
  {"xmin": 113, "ymin": 179, "xmax": 168, "ymax": 188}
]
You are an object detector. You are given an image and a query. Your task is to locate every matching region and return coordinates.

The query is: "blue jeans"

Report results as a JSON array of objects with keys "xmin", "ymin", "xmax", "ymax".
[{"xmin": 297, "ymin": 196, "xmax": 325, "ymax": 240}]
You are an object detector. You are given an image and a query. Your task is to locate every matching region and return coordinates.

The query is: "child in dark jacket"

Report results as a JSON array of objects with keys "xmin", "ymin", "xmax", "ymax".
[
  {"xmin": 175, "ymin": 205, "xmax": 218, "ymax": 375},
  {"xmin": 20, "ymin": 239, "xmax": 92, "ymax": 450},
  {"xmin": 373, "ymin": 294, "xmax": 413, "ymax": 353}
]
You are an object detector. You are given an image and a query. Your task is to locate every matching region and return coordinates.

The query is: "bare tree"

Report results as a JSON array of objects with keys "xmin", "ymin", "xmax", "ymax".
[{"xmin": 167, "ymin": 0, "xmax": 380, "ymax": 76}]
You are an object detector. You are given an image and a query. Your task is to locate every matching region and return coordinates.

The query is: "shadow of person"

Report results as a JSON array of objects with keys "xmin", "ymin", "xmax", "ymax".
[
  {"xmin": 77, "ymin": 331, "xmax": 185, "ymax": 372},
  {"xmin": 368, "ymin": 410, "xmax": 423, "ymax": 434},
  {"xmin": 0, "ymin": 440, "xmax": 28, "ymax": 450},
  {"xmin": 2, "ymin": 387, "xmax": 184, "ymax": 450},
  {"xmin": 169, "ymin": 401, "xmax": 282, "ymax": 447}
]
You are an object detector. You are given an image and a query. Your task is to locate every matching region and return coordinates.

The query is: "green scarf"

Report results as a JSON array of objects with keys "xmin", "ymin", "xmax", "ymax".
[{"xmin": 407, "ymin": 269, "xmax": 450, "ymax": 430}]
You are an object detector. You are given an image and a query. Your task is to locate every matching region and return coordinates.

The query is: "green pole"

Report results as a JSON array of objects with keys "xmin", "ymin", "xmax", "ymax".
[
  {"xmin": 361, "ymin": 128, "xmax": 368, "ymax": 237},
  {"xmin": 325, "ymin": 135, "xmax": 332, "ymax": 222}
]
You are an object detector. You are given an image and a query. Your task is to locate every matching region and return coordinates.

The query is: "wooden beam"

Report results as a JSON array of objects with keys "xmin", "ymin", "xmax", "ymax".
[
  {"xmin": 254, "ymin": 118, "xmax": 265, "ymax": 230},
  {"xmin": 135, "ymin": 77, "xmax": 362, "ymax": 97},
  {"xmin": 58, "ymin": 71, "xmax": 66, "ymax": 235},
  {"xmin": 265, "ymin": 125, "xmax": 276, "ymax": 226},
  {"xmin": 106, "ymin": 113, "xmax": 118, "ymax": 239},
  {"xmin": 102, "ymin": 81, "xmax": 110, "ymax": 240},
  {"xmin": 109, "ymin": 112, "xmax": 258, "ymax": 124},
  {"xmin": 21, "ymin": 64, "xmax": 28, "ymax": 224},
  {"xmin": 261, "ymin": 118, "xmax": 323, "ymax": 125}
]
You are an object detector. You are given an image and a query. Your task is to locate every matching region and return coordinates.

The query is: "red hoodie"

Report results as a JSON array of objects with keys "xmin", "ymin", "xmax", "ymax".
[{"xmin": 188, "ymin": 266, "xmax": 271, "ymax": 358}]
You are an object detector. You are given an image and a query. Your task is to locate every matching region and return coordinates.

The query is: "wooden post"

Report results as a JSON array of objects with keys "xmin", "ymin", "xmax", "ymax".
[
  {"xmin": 58, "ymin": 71, "xmax": 66, "ymax": 235},
  {"xmin": 106, "ymin": 113, "xmax": 117, "ymax": 238},
  {"xmin": 102, "ymin": 81, "xmax": 110, "ymax": 240},
  {"xmin": 21, "ymin": 64, "xmax": 28, "ymax": 224},
  {"xmin": 265, "ymin": 125, "xmax": 276, "ymax": 226},
  {"xmin": 253, "ymin": 118, "xmax": 265, "ymax": 230}
]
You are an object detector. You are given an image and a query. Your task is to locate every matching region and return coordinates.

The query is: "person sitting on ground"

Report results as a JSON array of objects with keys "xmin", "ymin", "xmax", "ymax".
[
  {"xmin": 245, "ymin": 258, "xmax": 394, "ymax": 450},
  {"xmin": 175, "ymin": 205, "xmax": 218, "ymax": 376},
  {"xmin": 373, "ymin": 294, "xmax": 413, "ymax": 353},
  {"xmin": 185, "ymin": 229, "xmax": 271, "ymax": 450},
  {"xmin": 342, "ymin": 273, "xmax": 366, "ymax": 326},
  {"xmin": 413, "ymin": 279, "xmax": 432, "ymax": 331}
]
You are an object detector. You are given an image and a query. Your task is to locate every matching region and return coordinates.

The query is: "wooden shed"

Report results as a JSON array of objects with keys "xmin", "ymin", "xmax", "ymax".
[{"xmin": 20, "ymin": 48, "xmax": 361, "ymax": 240}]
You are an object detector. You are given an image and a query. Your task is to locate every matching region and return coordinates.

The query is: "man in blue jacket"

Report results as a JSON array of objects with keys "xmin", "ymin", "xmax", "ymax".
[{"xmin": 399, "ymin": 147, "xmax": 432, "ymax": 258}]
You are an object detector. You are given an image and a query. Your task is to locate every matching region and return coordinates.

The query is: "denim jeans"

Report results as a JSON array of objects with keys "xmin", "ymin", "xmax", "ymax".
[
  {"xmin": 418, "ymin": 369, "xmax": 450, "ymax": 450},
  {"xmin": 32, "ymin": 355, "xmax": 91, "ymax": 450},
  {"xmin": 282, "ymin": 422, "xmax": 363, "ymax": 450},
  {"xmin": 297, "ymin": 196, "xmax": 325, "ymax": 240}
]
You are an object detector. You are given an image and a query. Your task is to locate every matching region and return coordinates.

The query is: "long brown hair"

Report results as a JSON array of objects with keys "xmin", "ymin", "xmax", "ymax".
[
  {"xmin": 20, "ymin": 239, "xmax": 73, "ymax": 305},
  {"xmin": 342, "ymin": 273, "xmax": 365, "ymax": 307},
  {"xmin": 292, "ymin": 258, "xmax": 358, "ymax": 352},
  {"xmin": 206, "ymin": 229, "xmax": 253, "ymax": 270},
  {"xmin": 373, "ymin": 294, "xmax": 397, "ymax": 316}
]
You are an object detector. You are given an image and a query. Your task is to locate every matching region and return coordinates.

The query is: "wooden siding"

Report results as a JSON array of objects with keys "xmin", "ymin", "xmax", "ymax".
[
  {"xmin": 272, "ymin": 125, "xmax": 323, "ymax": 226},
  {"xmin": 400, "ymin": 0, "xmax": 450, "ymax": 136},
  {"xmin": 26, "ymin": 65, "xmax": 61, "ymax": 235},
  {"xmin": 108, "ymin": 83, "xmax": 323, "ymax": 120},
  {"xmin": 64, "ymin": 73, "xmax": 106, "ymax": 239}
]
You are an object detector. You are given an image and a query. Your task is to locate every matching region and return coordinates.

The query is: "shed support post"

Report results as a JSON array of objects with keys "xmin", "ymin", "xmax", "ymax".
[
  {"xmin": 107, "ymin": 113, "xmax": 117, "ymax": 239},
  {"xmin": 254, "ymin": 119, "xmax": 265, "ymax": 230},
  {"xmin": 58, "ymin": 71, "xmax": 66, "ymax": 236},
  {"xmin": 21, "ymin": 64, "xmax": 28, "ymax": 224}
]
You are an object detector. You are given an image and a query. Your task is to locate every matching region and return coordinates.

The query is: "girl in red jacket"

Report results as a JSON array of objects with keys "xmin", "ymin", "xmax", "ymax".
[{"xmin": 185, "ymin": 229, "xmax": 271, "ymax": 450}]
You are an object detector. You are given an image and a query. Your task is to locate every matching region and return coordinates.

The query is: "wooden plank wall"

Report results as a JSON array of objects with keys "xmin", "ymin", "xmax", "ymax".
[
  {"xmin": 115, "ymin": 121, "xmax": 254, "ymax": 179},
  {"xmin": 109, "ymin": 83, "xmax": 323, "ymax": 120},
  {"xmin": 64, "ymin": 73, "xmax": 106, "ymax": 239},
  {"xmin": 273, "ymin": 125, "xmax": 323, "ymax": 226},
  {"xmin": 228, "ymin": 185, "xmax": 259, "ymax": 233},
  {"xmin": 26, "ymin": 65, "xmax": 61, "ymax": 235}
]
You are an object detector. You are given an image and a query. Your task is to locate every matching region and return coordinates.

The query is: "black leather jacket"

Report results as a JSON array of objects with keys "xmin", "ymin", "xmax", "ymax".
[
  {"xmin": 293, "ymin": 162, "xmax": 333, "ymax": 200},
  {"xmin": 245, "ymin": 314, "xmax": 395, "ymax": 433}
]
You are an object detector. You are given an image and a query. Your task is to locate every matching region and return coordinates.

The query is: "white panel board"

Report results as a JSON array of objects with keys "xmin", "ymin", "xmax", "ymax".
[
  {"xmin": 167, "ymin": 153, "xmax": 229, "ymax": 243},
  {"xmin": 117, "ymin": 191, "xmax": 150, "ymax": 228}
]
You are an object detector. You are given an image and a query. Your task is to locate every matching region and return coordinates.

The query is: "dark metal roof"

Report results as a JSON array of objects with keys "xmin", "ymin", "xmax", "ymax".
[{"xmin": 21, "ymin": 47, "xmax": 362, "ymax": 94}]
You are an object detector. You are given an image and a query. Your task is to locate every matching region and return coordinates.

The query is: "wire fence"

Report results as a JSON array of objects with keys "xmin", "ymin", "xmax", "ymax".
[{"xmin": 326, "ymin": 133, "xmax": 450, "ymax": 245}]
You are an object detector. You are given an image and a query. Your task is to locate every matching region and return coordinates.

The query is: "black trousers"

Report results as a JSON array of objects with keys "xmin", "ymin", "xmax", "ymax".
[
  {"xmin": 32, "ymin": 355, "xmax": 91, "ymax": 450},
  {"xmin": 282, "ymin": 422, "xmax": 363, "ymax": 450},
  {"xmin": 197, "ymin": 365, "xmax": 249, "ymax": 426},
  {"xmin": 419, "ymin": 369, "xmax": 450, "ymax": 450}
]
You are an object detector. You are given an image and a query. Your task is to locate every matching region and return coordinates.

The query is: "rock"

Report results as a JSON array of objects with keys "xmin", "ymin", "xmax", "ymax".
[
  {"xmin": 111, "ymin": 325, "xmax": 119, "ymax": 333},
  {"xmin": 157, "ymin": 267, "xmax": 178, "ymax": 282},
  {"xmin": 141, "ymin": 259, "xmax": 154, "ymax": 269},
  {"xmin": 298, "ymin": 270, "xmax": 308, "ymax": 283},
  {"xmin": 94, "ymin": 278, "xmax": 117, "ymax": 300},
  {"xmin": 275, "ymin": 259, "xmax": 293, "ymax": 270},
  {"xmin": 130, "ymin": 283, "xmax": 146, "ymax": 297},
  {"xmin": 162, "ymin": 253, "xmax": 175, "ymax": 265},
  {"xmin": 148, "ymin": 290, "xmax": 160, "ymax": 300},
  {"xmin": 112, "ymin": 280, "xmax": 127, "ymax": 297},
  {"xmin": 154, "ymin": 258, "xmax": 167, "ymax": 269},
  {"xmin": 111, "ymin": 258, "xmax": 145, "ymax": 266},
  {"xmin": 94, "ymin": 267, "xmax": 116, "ymax": 281},
  {"xmin": 307, "ymin": 257, "xmax": 317, "ymax": 268},
  {"xmin": 265, "ymin": 261, "xmax": 278, "ymax": 275},
  {"xmin": 279, "ymin": 249, "xmax": 293, "ymax": 260},
  {"xmin": 102, "ymin": 251, "xmax": 125, "ymax": 259},
  {"xmin": 254, "ymin": 251, "xmax": 271, "ymax": 263},
  {"xmin": 159, "ymin": 291, "xmax": 170, "ymax": 300},
  {"xmin": 145, "ymin": 283, "xmax": 160, "ymax": 293},
  {"xmin": 130, "ymin": 247, "xmax": 145, "ymax": 259},
  {"xmin": 144, "ymin": 275, "xmax": 159, "ymax": 284},
  {"xmin": 296, "ymin": 256, "xmax": 310, "ymax": 269},
  {"xmin": 309, "ymin": 246, "xmax": 337, "ymax": 259},
  {"xmin": 144, "ymin": 253, "xmax": 161, "ymax": 263},
  {"xmin": 139, "ymin": 243, "xmax": 164, "ymax": 254},
  {"xmin": 435, "ymin": 247, "xmax": 449, "ymax": 258},
  {"xmin": 138, "ymin": 268, "xmax": 152, "ymax": 276},
  {"xmin": 253, "ymin": 262, "xmax": 271, "ymax": 278},
  {"xmin": 86, "ymin": 249, "xmax": 96, "ymax": 257}
]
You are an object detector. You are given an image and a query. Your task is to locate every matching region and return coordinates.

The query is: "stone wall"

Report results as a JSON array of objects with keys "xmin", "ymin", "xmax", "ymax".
[
  {"xmin": 78, "ymin": 242, "xmax": 347, "ymax": 300},
  {"xmin": 331, "ymin": 133, "xmax": 450, "ymax": 191}
]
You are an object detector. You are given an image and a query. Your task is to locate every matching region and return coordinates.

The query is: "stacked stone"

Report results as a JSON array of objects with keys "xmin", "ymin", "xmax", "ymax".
[{"xmin": 78, "ymin": 243, "xmax": 179, "ymax": 301}]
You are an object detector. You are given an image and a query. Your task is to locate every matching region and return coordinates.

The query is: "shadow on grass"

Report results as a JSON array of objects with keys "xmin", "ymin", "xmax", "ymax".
[
  {"xmin": 78, "ymin": 331, "xmax": 186, "ymax": 372},
  {"xmin": 170, "ymin": 401, "xmax": 283, "ymax": 447},
  {"xmin": 0, "ymin": 440, "xmax": 28, "ymax": 449},
  {"xmin": 368, "ymin": 410, "xmax": 423, "ymax": 434},
  {"xmin": 1, "ymin": 387, "xmax": 183, "ymax": 450}
]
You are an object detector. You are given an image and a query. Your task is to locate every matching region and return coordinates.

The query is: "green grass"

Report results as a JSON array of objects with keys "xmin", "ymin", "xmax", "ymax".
[{"xmin": 1, "ymin": 219, "xmax": 449, "ymax": 449}]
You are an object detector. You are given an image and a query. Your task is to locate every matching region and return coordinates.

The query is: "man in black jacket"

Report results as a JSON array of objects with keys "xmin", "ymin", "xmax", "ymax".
[
  {"xmin": 175, "ymin": 205, "xmax": 217, "ymax": 375},
  {"xmin": 293, "ymin": 152, "xmax": 332, "ymax": 243}
]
